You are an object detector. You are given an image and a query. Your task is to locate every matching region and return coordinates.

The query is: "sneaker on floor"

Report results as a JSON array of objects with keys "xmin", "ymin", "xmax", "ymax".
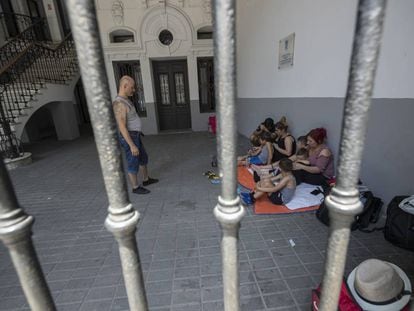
[
  {"xmin": 143, "ymin": 177, "xmax": 159, "ymax": 186},
  {"xmin": 132, "ymin": 186, "xmax": 150, "ymax": 194},
  {"xmin": 240, "ymin": 192, "xmax": 253, "ymax": 205}
]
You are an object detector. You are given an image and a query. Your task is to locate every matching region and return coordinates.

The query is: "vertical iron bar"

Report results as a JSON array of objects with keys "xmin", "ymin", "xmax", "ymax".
[
  {"xmin": 65, "ymin": 1, "xmax": 148, "ymax": 310},
  {"xmin": 319, "ymin": 1, "xmax": 387, "ymax": 310},
  {"xmin": 0, "ymin": 160, "xmax": 55, "ymax": 310},
  {"xmin": 212, "ymin": 0, "xmax": 245, "ymax": 310}
]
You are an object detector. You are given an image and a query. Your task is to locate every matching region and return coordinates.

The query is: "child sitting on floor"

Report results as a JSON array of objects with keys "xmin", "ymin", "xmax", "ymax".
[
  {"xmin": 241, "ymin": 158, "xmax": 296, "ymax": 205},
  {"xmin": 295, "ymin": 148, "xmax": 310, "ymax": 166},
  {"xmin": 296, "ymin": 135, "xmax": 307, "ymax": 150},
  {"xmin": 238, "ymin": 132, "xmax": 273, "ymax": 166}
]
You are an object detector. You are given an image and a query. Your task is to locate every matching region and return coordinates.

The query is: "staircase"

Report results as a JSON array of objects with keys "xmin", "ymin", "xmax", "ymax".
[{"xmin": 0, "ymin": 17, "xmax": 78, "ymax": 160}]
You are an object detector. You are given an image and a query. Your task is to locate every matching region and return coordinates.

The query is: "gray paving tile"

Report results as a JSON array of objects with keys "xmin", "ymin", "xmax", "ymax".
[
  {"xmin": 173, "ymin": 277, "xmax": 200, "ymax": 290},
  {"xmin": 56, "ymin": 303, "xmax": 82, "ymax": 311},
  {"xmin": 111, "ymin": 297, "xmax": 129, "ymax": 311},
  {"xmin": 172, "ymin": 289, "xmax": 201, "ymax": 305},
  {"xmin": 258, "ymin": 279, "xmax": 289, "ymax": 295},
  {"xmin": 147, "ymin": 292, "xmax": 172, "ymax": 308},
  {"xmin": 285, "ymin": 275, "xmax": 315, "ymax": 290},
  {"xmin": 240, "ymin": 296, "xmax": 265, "ymax": 311},
  {"xmin": 202, "ymin": 286, "xmax": 223, "ymax": 302},
  {"xmin": 202, "ymin": 300, "xmax": 224, "ymax": 311},
  {"xmin": 263, "ymin": 292, "xmax": 296, "ymax": 309},
  {"xmin": 146, "ymin": 280, "xmax": 173, "ymax": 294},
  {"xmin": 80, "ymin": 299, "xmax": 112, "ymax": 311},
  {"xmin": 85, "ymin": 286, "xmax": 116, "ymax": 301},
  {"xmin": 56, "ymin": 289, "xmax": 88, "ymax": 304}
]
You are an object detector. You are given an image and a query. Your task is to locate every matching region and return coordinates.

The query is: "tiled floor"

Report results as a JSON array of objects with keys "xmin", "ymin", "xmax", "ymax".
[{"xmin": 0, "ymin": 131, "xmax": 413, "ymax": 310}]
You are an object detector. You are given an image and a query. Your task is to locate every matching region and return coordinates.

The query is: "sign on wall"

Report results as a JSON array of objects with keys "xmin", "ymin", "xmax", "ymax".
[{"xmin": 278, "ymin": 33, "xmax": 295, "ymax": 69}]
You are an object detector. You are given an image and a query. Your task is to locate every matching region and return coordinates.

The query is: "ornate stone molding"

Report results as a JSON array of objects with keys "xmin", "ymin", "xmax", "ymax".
[{"xmin": 111, "ymin": 0, "xmax": 124, "ymax": 26}]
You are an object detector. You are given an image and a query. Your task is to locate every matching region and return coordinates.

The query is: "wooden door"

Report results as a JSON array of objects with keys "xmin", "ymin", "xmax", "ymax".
[{"xmin": 153, "ymin": 60, "xmax": 191, "ymax": 131}]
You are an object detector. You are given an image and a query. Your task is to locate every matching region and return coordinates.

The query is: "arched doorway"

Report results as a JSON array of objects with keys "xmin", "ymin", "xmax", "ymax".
[{"xmin": 23, "ymin": 106, "xmax": 57, "ymax": 142}]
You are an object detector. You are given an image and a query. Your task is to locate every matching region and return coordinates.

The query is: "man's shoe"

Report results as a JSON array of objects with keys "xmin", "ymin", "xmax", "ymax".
[
  {"xmin": 132, "ymin": 186, "xmax": 150, "ymax": 194},
  {"xmin": 143, "ymin": 177, "xmax": 159, "ymax": 186}
]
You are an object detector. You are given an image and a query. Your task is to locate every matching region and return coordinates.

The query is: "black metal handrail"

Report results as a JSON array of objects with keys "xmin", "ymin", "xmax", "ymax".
[
  {"xmin": 0, "ymin": 18, "xmax": 51, "ymax": 69},
  {"xmin": 0, "ymin": 27, "xmax": 77, "ymax": 159},
  {"xmin": 0, "ymin": 12, "xmax": 37, "ymax": 42}
]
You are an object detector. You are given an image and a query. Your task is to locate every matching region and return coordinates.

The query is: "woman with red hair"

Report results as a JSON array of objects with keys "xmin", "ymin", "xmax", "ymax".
[{"xmin": 293, "ymin": 128, "xmax": 334, "ymax": 186}]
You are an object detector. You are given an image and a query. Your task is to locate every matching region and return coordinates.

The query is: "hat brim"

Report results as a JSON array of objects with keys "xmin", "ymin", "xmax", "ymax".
[{"xmin": 347, "ymin": 262, "xmax": 412, "ymax": 311}]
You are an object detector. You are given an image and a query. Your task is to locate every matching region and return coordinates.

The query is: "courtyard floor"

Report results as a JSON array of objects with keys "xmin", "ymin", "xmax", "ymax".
[{"xmin": 0, "ymin": 131, "xmax": 413, "ymax": 311}]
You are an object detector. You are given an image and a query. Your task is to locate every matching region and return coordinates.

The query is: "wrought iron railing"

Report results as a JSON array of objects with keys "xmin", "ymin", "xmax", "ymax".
[
  {"xmin": 0, "ymin": 18, "xmax": 51, "ymax": 69},
  {"xmin": 0, "ymin": 0, "xmax": 387, "ymax": 310},
  {"xmin": 0, "ymin": 19, "xmax": 76, "ymax": 159},
  {"xmin": 0, "ymin": 12, "xmax": 37, "ymax": 42}
]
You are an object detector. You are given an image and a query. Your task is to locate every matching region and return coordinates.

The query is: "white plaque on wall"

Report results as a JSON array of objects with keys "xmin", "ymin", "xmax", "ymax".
[{"xmin": 278, "ymin": 33, "xmax": 295, "ymax": 69}]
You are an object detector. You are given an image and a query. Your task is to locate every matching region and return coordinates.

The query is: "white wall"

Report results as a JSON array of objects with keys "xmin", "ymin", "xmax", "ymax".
[{"xmin": 237, "ymin": 0, "xmax": 414, "ymax": 99}]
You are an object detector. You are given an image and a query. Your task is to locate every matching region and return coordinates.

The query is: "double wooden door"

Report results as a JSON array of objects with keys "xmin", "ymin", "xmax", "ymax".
[{"xmin": 153, "ymin": 60, "xmax": 191, "ymax": 131}]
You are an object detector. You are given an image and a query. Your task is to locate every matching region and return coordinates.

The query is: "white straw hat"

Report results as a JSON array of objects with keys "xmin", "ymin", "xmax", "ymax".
[{"xmin": 347, "ymin": 259, "xmax": 412, "ymax": 311}]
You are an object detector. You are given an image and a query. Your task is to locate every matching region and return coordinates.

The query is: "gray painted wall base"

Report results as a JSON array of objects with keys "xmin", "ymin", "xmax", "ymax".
[{"xmin": 237, "ymin": 97, "xmax": 414, "ymax": 205}]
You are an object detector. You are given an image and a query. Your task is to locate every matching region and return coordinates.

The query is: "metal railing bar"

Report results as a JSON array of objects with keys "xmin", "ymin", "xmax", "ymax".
[
  {"xmin": 212, "ymin": 0, "xmax": 245, "ymax": 310},
  {"xmin": 0, "ymin": 159, "xmax": 56, "ymax": 311},
  {"xmin": 319, "ymin": 0, "xmax": 387, "ymax": 310},
  {"xmin": 66, "ymin": 1, "xmax": 148, "ymax": 310}
]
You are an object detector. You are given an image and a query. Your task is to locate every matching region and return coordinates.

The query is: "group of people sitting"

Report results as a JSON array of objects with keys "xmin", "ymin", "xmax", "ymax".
[{"xmin": 238, "ymin": 117, "xmax": 335, "ymax": 206}]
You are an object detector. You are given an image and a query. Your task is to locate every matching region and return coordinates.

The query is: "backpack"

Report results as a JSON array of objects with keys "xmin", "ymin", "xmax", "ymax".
[
  {"xmin": 311, "ymin": 279, "xmax": 361, "ymax": 311},
  {"xmin": 384, "ymin": 196, "xmax": 414, "ymax": 251},
  {"xmin": 316, "ymin": 190, "xmax": 383, "ymax": 231}
]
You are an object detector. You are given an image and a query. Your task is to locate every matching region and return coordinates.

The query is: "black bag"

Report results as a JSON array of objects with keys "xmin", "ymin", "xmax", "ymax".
[
  {"xmin": 316, "ymin": 191, "xmax": 383, "ymax": 231},
  {"xmin": 384, "ymin": 196, "xmax": 414, "ymax": 251}
]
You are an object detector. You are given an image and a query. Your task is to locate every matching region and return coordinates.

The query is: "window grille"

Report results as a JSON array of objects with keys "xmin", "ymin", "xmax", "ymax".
[{"xmin": 198, "ymin": 57, "xmax": 215, "ymax": 113}]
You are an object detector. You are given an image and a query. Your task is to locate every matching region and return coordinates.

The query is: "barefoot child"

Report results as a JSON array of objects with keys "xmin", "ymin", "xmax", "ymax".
[
  {"xmin": 241, "ymin": 158, "xmax": 296, "ymax": 205},
  {"xmin": 238, "ymin": 132, "xmax": 273, "ymax": 166}
]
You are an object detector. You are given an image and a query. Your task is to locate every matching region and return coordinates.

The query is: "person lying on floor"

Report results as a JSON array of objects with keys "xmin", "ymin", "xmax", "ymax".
[
  {"xmin": 238, "ymin": 132, "xmax": 274, "ymax": 166},
  {"xmin": 240, "ymin": 158, "xmax": 296, "ymax": 205}
]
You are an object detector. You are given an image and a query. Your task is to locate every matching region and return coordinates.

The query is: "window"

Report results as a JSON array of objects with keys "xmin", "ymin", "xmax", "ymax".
[
  {"xmin": 197, "ymin": 26, "xmax": 213, "ymax": 40},
  {"xmin": 109, "ymin": 29, "xmax": 134, "ymax": 43},
  {"xmin": 197, "ymin": 57, "xmax": 215, "ymax": 113},
  {"xmin": 113, "ymin": 61, "xmax": 146, "ymax": 117},
  {"xmin": 158, "ymin": 30, "xmax": 173, "ymax": 46}
]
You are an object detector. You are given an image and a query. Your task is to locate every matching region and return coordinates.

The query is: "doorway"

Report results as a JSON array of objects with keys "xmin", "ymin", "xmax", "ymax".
[{"xmin": 152, "ymin": 60, "xmax": 191, "ymax": 131}]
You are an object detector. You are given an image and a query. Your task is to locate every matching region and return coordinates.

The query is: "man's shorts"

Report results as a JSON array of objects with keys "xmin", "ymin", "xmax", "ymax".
[{"xmin": 119, "ymin": 131, "xmax": 148, "ymax": 174}]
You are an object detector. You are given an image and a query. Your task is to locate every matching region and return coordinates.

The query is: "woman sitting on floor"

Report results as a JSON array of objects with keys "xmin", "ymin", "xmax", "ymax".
[
  {"xmin": 251, "ymin": 117, "xmax": 277, "ymax": 140},
  {"xmin": 272, "ymin": 117, "xmax": 296, "ymax": 162},
  {"xmin": 292, "ymin": 127, "xmax": 334, "ymax": 186},
  {"xmin": 240, "ymin": 158, "xmax": 296, "ymax": 205}
]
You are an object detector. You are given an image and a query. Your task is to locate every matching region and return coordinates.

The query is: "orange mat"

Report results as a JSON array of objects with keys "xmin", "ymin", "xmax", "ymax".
[{"xmin": 237, "ymin": 166, "xmax": 319, "ymax": 215}]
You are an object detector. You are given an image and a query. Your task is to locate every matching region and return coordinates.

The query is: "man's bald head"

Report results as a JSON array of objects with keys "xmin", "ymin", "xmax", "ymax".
[
  {"xmin": 119, "ymin": 75, "xmax": 135, "ymax": 88},
  {"xmin": 118, "ymin": 75, "xmax": 136, "ymax": 97}
]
